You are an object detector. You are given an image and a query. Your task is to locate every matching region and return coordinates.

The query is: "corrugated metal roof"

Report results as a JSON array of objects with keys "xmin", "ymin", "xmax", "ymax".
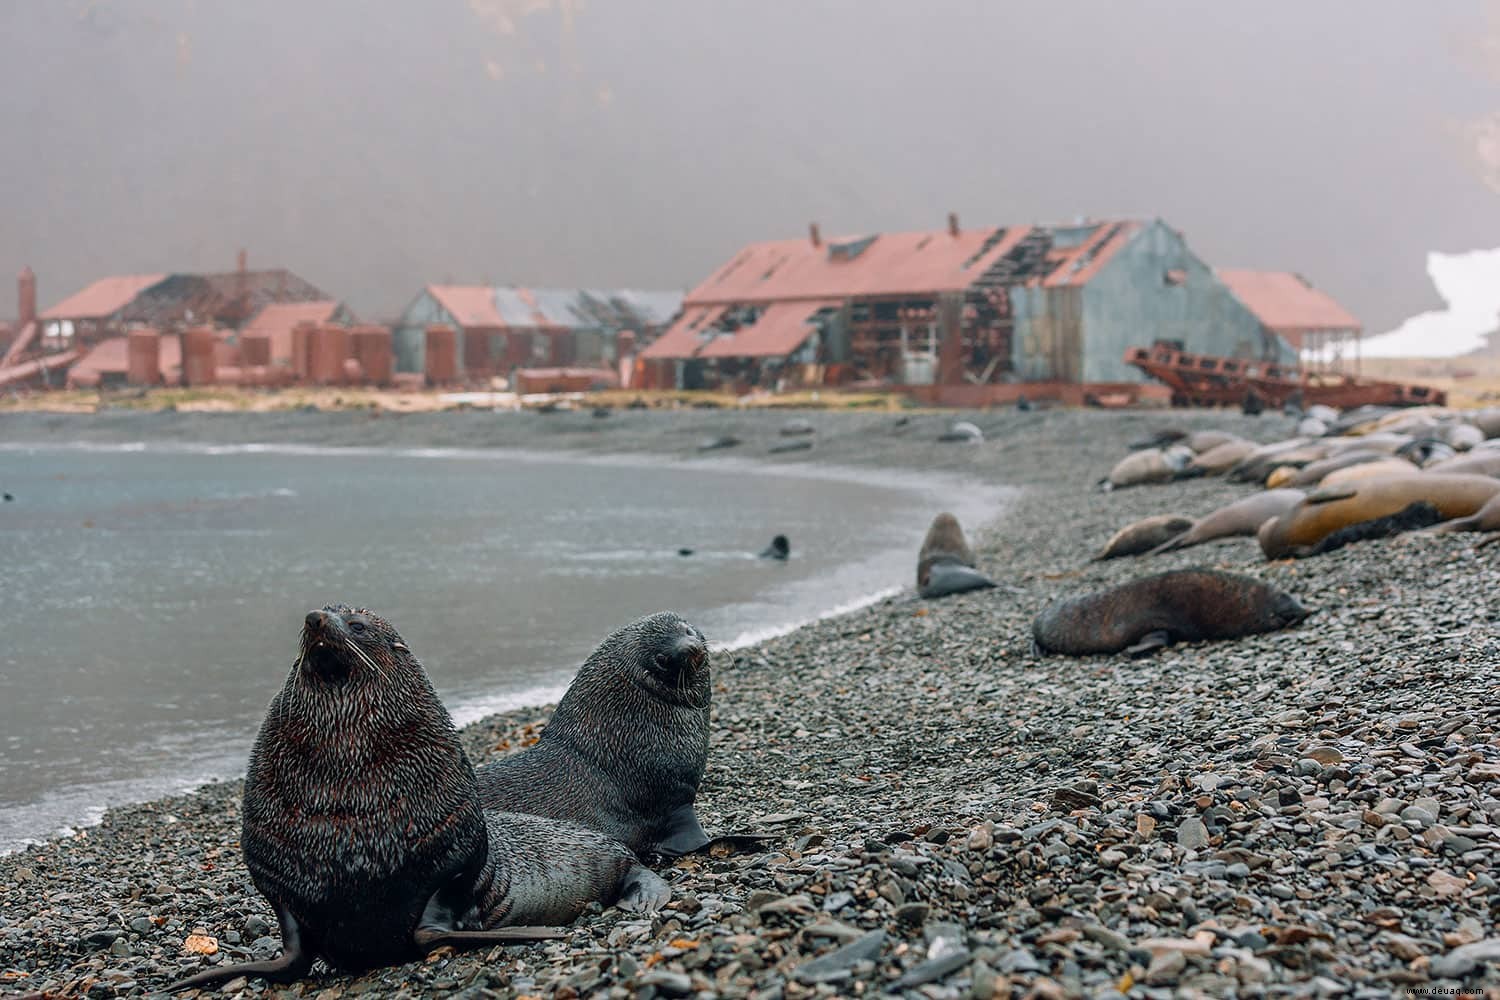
[
  {"xmin": 697, "ymin": 300, "xmax": 839, "ymax": 359},
  {"xmin": 430, "ymin": 285, "xmax": 685, "ymax": 333},
  {"xmin": 1217, "ymin": 269, "xmax": 1362, "ymax": 334},
  {"xmin": 688, "ymin": 227, "xmax": 1035, "ymax": 304},
  {"xmin": 41, "ymin": 274, "xmax": 167, "ymax": 320},
  {"xmin": 640, "ymin": 305, "xmax": 728, "ymax": 360},
  {"xmin": 241, "ymin": 301, "xmax": 342, "ymax": 366},
  {"xmin": 1039, "ymin": 221, "xmax": 1142, "ymax": 288}
]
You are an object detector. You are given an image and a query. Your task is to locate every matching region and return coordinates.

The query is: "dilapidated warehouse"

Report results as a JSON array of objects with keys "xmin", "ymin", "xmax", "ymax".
[
  {"xmin": 642, "ymin": 216, "xmax": 1300, "ymax": 402},
  {"xmin": 392, "ymin": 285, "xmax": 683, "ymax": 382}
]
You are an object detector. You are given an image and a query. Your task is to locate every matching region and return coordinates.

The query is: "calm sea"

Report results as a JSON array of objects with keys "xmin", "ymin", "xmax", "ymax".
[{"xmin": 0, "ymin": 441, "xmax": 1007, "ymax": 853}]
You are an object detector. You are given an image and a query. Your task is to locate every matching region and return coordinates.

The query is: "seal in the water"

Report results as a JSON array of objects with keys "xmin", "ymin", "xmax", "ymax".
[
  {"xmin": 759, "ymin": 534, "xmax": 790, "ymax": 560},
  {"xmin": 698, "ymin": 435, "xmax": 741, "ymax": 451},
  {"xmin": 1258, "ymin": 473, "xmax": 1500, "ymax": 559},
  {"xmin": 1032, "ymin": 569, "xmax": 1311, "ymax": 657},
  {"xmin": 1150, "ymin": 489, "xmax": 1305, "ymax": 554},
  {"xmin": 476, "ymin": 612, "xmax": 713, "ymax": 859},
  {"xmin": 1093, "ymin": 514, "xmax": 1195, "ymax": 561},
  {"xmin": 167, "ymin": 605, "xmax": 667, "ymax": 992},
  {"xmin": 917, "ymin": 512, "xmax": 997, "ymax": 598}
]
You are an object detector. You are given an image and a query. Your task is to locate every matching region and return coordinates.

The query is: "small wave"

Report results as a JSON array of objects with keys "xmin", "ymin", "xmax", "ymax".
[
  {"xmin": 714, "ymin": 585, "xmax": 904, "ymax": 651},
  {"xmin": 447, "ymin": 682, "xmax": 572, "ymax": 728}
]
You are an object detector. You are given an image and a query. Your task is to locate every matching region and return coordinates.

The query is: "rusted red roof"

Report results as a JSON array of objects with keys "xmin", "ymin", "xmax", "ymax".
[
  {"xmin": 640, "ymin": 305, "xmax": 728, "ymax": 360},
  {"xmin": 1038, "ymin": 221, "xmax": 1142, "ymax": 288},
  {"xmin": 42, "ymin": 275, "xmax": 167, "ymax": 320},
  {"xmin": 426, "ymin": 285, "xmax": 505, "ymax": 327},
  {"xmin": 241, "ymin": 301, "xmax": 342, "ymax": 366},
  {"xmin": 688, "ymin": 227, "xmax": 1038, "ymax": 304},
  {"xmin": 1217, "ymin": 270, "xmax": 1362, "ymax": 334},
  {"xmin": 697, "ymin": 300, "xmax": 840, "ymax": 359}
]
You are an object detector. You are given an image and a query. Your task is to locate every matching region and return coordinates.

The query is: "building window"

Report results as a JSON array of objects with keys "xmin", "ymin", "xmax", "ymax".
[{"xmin": 1164, "ymin": 269, "xmax": 1187, "ymax": 286}]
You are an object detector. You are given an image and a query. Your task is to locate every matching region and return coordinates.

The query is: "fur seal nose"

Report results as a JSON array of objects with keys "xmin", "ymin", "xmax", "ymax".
[{"xmin": 306, "ymin": 610, "xmax": 329, "ymax": 631}]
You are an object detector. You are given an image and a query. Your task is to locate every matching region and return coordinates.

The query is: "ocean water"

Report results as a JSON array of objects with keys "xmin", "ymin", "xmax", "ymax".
[{"xmin": 0, "ymin": 441, "xmax": 1009, "ymax": 853}]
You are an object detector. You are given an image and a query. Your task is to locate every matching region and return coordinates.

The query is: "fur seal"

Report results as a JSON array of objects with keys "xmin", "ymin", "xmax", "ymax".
[
  {"xmin": 1093, "ymin": 514, "xmax": 1195, "ymax": 561},
  {"xmin": 759, "ymin": 534, "xmax": 790, "ymax": 559},
  {"xmin": 1150, "ymin": 489, "xmax": 1305, "ymax": 554},
  {"xmin": 476, "ymin": 612, "xmax": 712, "ymax": 859},
  {"xmin": 1102, "ymin": 445, "xmax": 1194, "ymax": 490},
  {"xmin": 168, "ymin": 605, "xmax": 666, "ymax": 992},
  {"xmin": 1032, "ymin": 569, "xmax": 1311, "ymax": 657},
  {"xmin": 916, "ymin": 512, "xmax": 998, "ymax": 598},
  {"xmin": 1257, "ymin": 474, "xmax": 1500, "ymax": 559}
]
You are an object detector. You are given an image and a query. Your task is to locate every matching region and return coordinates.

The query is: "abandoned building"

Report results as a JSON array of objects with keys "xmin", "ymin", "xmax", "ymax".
[
  {"xmin": 1217, "ymin": 269, "xmax": 1363, "ymax": 371},
  {"xmin": 392, "ymin": 285, "xmax": 683, "ymax": 384},
  {"xmin": 641, "ymin": 216, "xmax": 1300, "ymax": 403}
]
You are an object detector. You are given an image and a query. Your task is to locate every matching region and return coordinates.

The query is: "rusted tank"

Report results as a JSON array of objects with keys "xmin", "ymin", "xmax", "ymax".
[
  {"xmin": 127, "ymin": 329, "xmax": 161, "ymax": 385},
  {"xmin": 182, "ymin": 327, "xmax": 218, "ymax": 386},
  {"xmin": 307, "ymin": 325, "xmax": 349, "ymax": 385},
  {"xmin": 425, "ymin": 324, "xmax": 459, "ymax": 385},
  {"xmin": 350, "ymin": 325, "xmax": 393, "ymax": 386}
]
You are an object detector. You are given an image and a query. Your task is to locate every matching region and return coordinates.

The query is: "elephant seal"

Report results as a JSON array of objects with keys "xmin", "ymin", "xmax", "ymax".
[
  {"xmin": 1227, "ymin": 438, "xmax": 1313, "ymax": 483},
  {"xmin": 759, "ymin": 534, "xmax": 790, "ymax": 559},
  {"xmin": 1433, "ymin": 491, "xmax": 1500, "ymax": 535},
  {"xmin": 476, "ymin": 612, "xmax": 712, "ymax": 859},
  {"xmin": 1318, "ymin": 458, "xmax": 1420, "ymax": 488},
  {"xmin": 1273, "ymin": 450, "xmax": 1393, "ymax": 489},
  {"xmin": 1093, "ymin": 514, "xmax": 1195, "ymax": 561},
  {"xmin": 916, "ymin": 512, "xmax": 998, "ymax": 598},
  {"xmin": 1185, "ymin": 429, "xmax": 1243, "ymax": 454},
  {"xmin": 1258, "ymin": 474, "xmax": 1500, "ymax": 559},
  {"xmin": 1032, "ymin": 569, "xmax": 1310, "ymax": 657},
  {"xmin": 1129, "ymin": 428, "xmax": 1187, "ymax": 450},
  {"xmin": 938, "ymin": 420, "xmax": 983, "ymax": 443},
  {"xmin": 1425, "ymin": 451, "xmax": 1500, "ymax": 478},
  {"xmin": 168, "ymin": 605, "xmax": 666, "ymax": 992},
  {"xmin": 1187, "ymin": 439, "xmax": 1258, "ymax": 476},
  {"xmin": 1151, "ymin": 489, "xmax": 1305, "ymax": 554},
  {"xmin": 1102, "ymin": 445, "xmax": 1194, "ymax": 490}
]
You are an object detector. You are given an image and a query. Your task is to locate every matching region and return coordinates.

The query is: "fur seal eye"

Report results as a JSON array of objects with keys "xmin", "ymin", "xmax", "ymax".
[
  {"xmin": 653, "ymin": 653, "xmax": 669, "ymax": 670},
  {"xmin": 348, "ymin": 620, "xmax": 367, "ymax": 635}
]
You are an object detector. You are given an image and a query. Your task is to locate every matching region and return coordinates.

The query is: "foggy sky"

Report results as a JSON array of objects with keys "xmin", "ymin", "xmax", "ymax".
[{"xmin": 2, "ymin": 0, "xmax": 1498, "ymax": 333}]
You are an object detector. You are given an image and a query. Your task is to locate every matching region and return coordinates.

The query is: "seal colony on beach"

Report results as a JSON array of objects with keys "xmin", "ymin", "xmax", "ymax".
[{"xmin": 167, "ymin": 606, "xmax": 666, "ymax": 992}]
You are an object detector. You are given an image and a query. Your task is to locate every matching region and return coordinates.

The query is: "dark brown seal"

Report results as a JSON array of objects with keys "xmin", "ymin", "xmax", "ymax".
[
  {"xmin": 917, "ymin": 512, "xmax": 997, "ymax": 598},
  {"xmin": 1032, "ymin": 569, "xmax": 1311, "ymax": 657},
  {"xmin": 168, "ymin": 605, "xmax": 666, "ymax": 993},
  {"xmin": 476, "ymin": 612, "xmax": 713, "ymax": 859}
]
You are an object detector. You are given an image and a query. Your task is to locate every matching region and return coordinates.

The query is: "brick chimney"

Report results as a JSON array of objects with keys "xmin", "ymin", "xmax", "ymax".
[
  {"xmin": 809, "ymin": 223, "xmax": 822, "ymax": 248},
  {"xmin": 18, "ymin": 266, "xmax": 36, "ymax": 327},
  {"xmin": 948, "ymin": 212, "xmax": 960, "ymax": 237}
]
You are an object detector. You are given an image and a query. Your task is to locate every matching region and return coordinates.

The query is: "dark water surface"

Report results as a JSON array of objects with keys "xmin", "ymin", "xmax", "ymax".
[{"xmin": 0, "ymin": 441, "xmax": 1007, "ymax": 852}]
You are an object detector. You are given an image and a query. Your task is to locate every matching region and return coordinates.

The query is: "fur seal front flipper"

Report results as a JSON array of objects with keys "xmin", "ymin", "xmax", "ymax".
[
  {"xmin": 1125, "ymin": 630, "xmax": 1171, "ymax": 657},
  {"xmin": 653, "ymin": 802, "xmax": 712, "ymax": 857},
  {"xmin": 920, "ymin": 560, "xmax": 998, "ymax": 599}
]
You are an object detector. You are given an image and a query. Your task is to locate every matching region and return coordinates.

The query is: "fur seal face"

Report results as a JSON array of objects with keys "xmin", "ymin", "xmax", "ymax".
[
  {"xmin": 620, "ymin": 613, "xmax": 710, "ymax": 706},
  {"xmin": 299, "ymin": 605, "xmax": 409, "ymax": 685}
]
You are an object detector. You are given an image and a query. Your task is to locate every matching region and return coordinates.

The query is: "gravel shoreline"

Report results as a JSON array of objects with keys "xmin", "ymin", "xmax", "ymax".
[{"xmin": 2, "ymin": 407, "xmax": 1497, "ymax": 999}]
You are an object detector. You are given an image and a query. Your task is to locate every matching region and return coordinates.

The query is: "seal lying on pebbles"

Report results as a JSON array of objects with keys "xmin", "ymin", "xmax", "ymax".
[
  {"xmin": 937, "ymin": 420, "xmax": 983, "ymax": 443},
  {"xmin": 1150, "ymin": 489, "xmax": 1305, "ymax": 554},
  {"xmin": 1186, "ymin": 438, "xmax": 1257, "ymax": 476},
  {"xmin": 698, "ymin": 435, "xmax": 742, "ymax": 451},
  {"xmin": 1101, "ymin": 445, "xmax": 1194, "ymax": 490},
  {"xmin": 916, "ymin": 513, "xmax": 998, "ymax": 598},
  {"xmin": 1433, "ymin": 491, "xmax": 1500, "ymax": 536},
  {"xmin": 477, "ymin": 612, "xmax": 713, "ymax": 859},
  {"xmin": 1032, "ymin": 569, "xmax": 1311, "ymax": 657},
  {"xmin": 169, "ymin": 605, "xmax": 666, "ymax": 992},
  {"xmin": 1258, "ymin": 474, "xmax": 1500, "ymax": 559},
  {"xmin": 1093, "ymin": 514, "xmax": 1195, "ymax": 560}
]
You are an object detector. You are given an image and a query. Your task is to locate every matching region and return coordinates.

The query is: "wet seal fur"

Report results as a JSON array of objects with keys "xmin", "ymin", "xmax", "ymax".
[
  {"xmin": 476, "ymin": 612, "xmax": 713, "ymax": 860},
  {"xmin": 759, "ymin": 534, "xmax": 790, "ymax": 560},
  {"xmin": 917, "ymin": 512, "xmax": 998, "ymax": 598},
  {"xmin": 1032, "ymin": 569, "xmax": 1311, "ymax": 657},
  {"xmin": 167, "ymin": 605, "xmax": 666, "ymax": 993}
]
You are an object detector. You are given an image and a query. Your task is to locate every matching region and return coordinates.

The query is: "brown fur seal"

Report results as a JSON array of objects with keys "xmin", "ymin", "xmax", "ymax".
[
  {"xmin": 915, "ymin": 512, "xmax": 998, "ymax": 597},
  {"xmin": 1093, "ymin": 514, "xmax": 1195, "ymax": 561},
  {"xmin": 168, "ymin": 606, "xmax": 667, "ymax": 992},
  {"xmin": 1032, "ymin": 569, "xmax": 1311, "ymax": 657},
  {"xmin": 1258, "ymin": 474, "xmax": 1500, "ymax": 559},
  {"xmin": 1151, "ymin": 489, "xmax": 1305, "ymax": 554},
  {"xmin": 476, "ymin": 612, "xmax": 713, "ymax": 859}
]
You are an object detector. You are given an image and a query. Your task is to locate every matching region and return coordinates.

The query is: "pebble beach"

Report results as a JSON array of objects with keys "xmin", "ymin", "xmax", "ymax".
[{"xmin": 1, "ymin": 406, "xmax": 1497, "ymax": 999}]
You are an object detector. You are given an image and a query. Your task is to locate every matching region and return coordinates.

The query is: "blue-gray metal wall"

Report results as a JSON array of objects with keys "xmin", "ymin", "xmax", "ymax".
[
  {"xmin": 1009, "ymin": 220, "xmax": 1295, "ymax": 383},
  {"xmin": 391, "ymin": 293, "xmax": 455, "ymax": 373}
]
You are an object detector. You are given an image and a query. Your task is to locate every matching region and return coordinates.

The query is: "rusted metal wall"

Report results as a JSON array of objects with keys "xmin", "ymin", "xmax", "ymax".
[
  {"xmin": 1009, "ymin": 285, "xmax": 1083, "ymax": 382},
  {"xmin": 424, "ymin": 325, "xmax": 459, "ymax": 385},
  {"xmin": 182, "ymin": 326, "xmax": 217, "ymax": 386},
  {"xmin": 126, "ymin": 329, "xmax": 160, "ymax": 385}
]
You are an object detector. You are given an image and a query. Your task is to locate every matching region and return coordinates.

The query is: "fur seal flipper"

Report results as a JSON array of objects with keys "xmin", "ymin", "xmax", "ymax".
[
  {"xmin": 476, "ymin": 613, "xmax": 713, "ymax": 860},
  {"xmin": 168, "ymin": 606, "xmax": 656, "ymax": 991},
  {"xmin": 921, "ymin": 560, "xmax": 998, "ymax": 599}
]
